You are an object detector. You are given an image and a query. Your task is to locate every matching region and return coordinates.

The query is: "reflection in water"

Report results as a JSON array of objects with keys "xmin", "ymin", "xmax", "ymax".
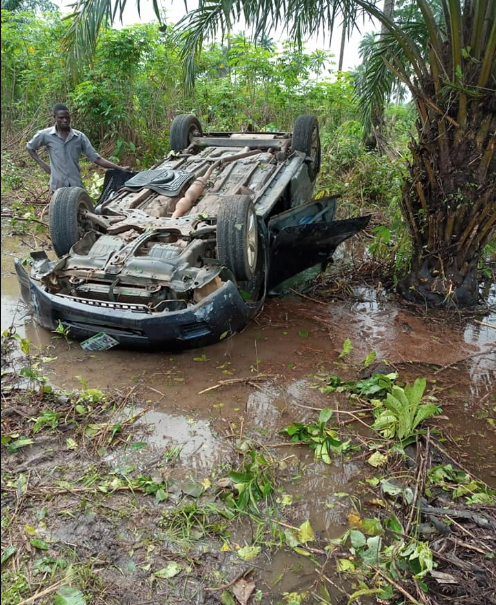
[
  {"xmin": 246, "ymin": 389, "xmax": 280, "ymax": 428},
  {"xmin": 137, "ymin": 409, "xmax": 231, "ymax": 471}
]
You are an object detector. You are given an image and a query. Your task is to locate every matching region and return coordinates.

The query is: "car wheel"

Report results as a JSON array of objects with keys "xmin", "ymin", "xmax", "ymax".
[
  {"xmin": 217, "ymin": 195, "xmax": 259, "ymax": 282},
  {"xmin": 49, "ymin": 187, "xmax": 94, "ymax": 258},
  {"xmin": 291, "ymin": 115, "xmax": 321, "ymax": 181},
  {"xmin": 170, "ymin": 114, "xmax": 203, "ymax": 151}
]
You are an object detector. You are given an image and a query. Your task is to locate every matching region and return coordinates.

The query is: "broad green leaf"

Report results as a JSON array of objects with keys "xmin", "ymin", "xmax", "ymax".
[
  {"xmin": 30, "ymin": 538, "xmax": 49, "ymax": 550},
  {"xmin": 293, "ymin": 546, "xmax": 311, "ymax": 556},
  {"xmin": 1, "ymin": 545, "xmax": 17, "ymax": 565},
  {"xmin": 54, "ymin": 587, "xmax": 86, "ymax": 605},
  {"xmin": 298, "ymin": 520, "xmax": 315, "ymax": 543},
  {"xmin": 237, "ymin": 545, "xmax": 261, "ymax": 561},
  {"xmin": 405, "ymin": 377, "xmax": 426, "ymax": 407},
  {"xmin": 362, "ymin": 350, "xmax": 377, "ymax": 368},
  {"xmin": 412, "ymin": 404, "xmax": 440, "ymax": 430},
  {"xmin": 318, "ymin": 408, "xmax": 333, "ymax": 425},
  {"xmin": 229, "ymin": 471, "xmax": 253, "ymax": 483},
  {"xmin": 181, "ymin": 480, "xmax": 204, "ymax": 498},
  {"xmin": 6, "ymin": 438, "xmax": 34, "ymax": 452},
  {"xmin": 367, "ymin": 451, "xmax": 387, "ymax": 467},
  {"xmin": 284, "ymin": 529, "xmax": 300, "ymax": 548},
  {"xmin": 155, "ymin": 488, "xmax": 168, "ymax": 502},
  {"xmin": 380, "ymin": 480, "xmax": 403, "ymax": 497},
  {"xmin": 339, "ymin": 339, "xmax": 353, "ymax": 358},
  {"xmin": 360, "ymin": 517, "xmax": 384, "ymax": 536},
  {"xmin": 337, "ymin": 558, "xmax": 355, "ymax": 572},
  {"xmin": 349, "ymin": 530, "xmax": 366, "ymax": 549},
  {"xmin": 221, "ymin": 591, "xmax": 237, "ymax": 605},
  {"xmin": 154, "ymin": 561, "xmax": 182, "ymax": 578},
  {"xmin": 359, "ymin": 536, "xmax": 382, "ymax": 566}
]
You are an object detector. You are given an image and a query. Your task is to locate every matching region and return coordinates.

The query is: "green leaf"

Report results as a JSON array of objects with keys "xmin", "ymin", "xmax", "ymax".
[
  {"xmin": 367, "ymin": 451, "xmax": 388, "ymax": 467},
  {"xmin": 412, "ymin": 404, "xmax": 440, "ymax": 430},
  {"xmin": 405, "ymin": 377, "xmax": 426, "ymax": 407},
  {"xmin": 347, "ymin": 587, "xmax": 383, "ymax": 604},
  {"xmin": 54, "ymin": 587, "xmax": 86, "ymax": 605},
  {"xmin": 360, "ymin": 517, "xmax": 384, "ymax": 536},
  {"xmin": 221, "ymin": 591, "xmax": 237, "ymax": 605},
  {"xmin": 237, "ymin": 545, "xmax": 261, "ymax": 561},
  {"xmin": 154, "ymin": 561, "xmax": 182, "ymax": 578},
  {"xmin": 337, "ymin": 558, "xmax": 355, "ymax": 572},
  {"xmin": 6, "ymin": 438, "xmax": 34, "ymax": 452},
  {"xmin": 182, "ymin": 479, "xmax": 204, "ymax": 498},
  {"xmin": 30, "ymin": 538, "xmax": 49, "ymax": 550},
  {"xmin": 293, "ymin": 546, "xmax": 311, "ymax": 556},
  {"xmin": 339, "ymin": 338, "xmax": 353, "ymax": 358},
  {"xmin": 298, "ymin": 520, "xmax": 315, "ymax": 543},
  {"xmin": 362, "ymin": 350, "xmax": 377, "ymax": 368},
  {"xmin": 1, "ymin": 545, "xmax": 17, "ymax": 566},
  {"xmin": 318, "ymin": 408, "xmax": 333, "ymax": 425},
  {"xmin": 359, "ymin": 536, "xmax": 382, "ymax": 566},
  {"xmin": 349, "ymin": 530, "xmax": 366, "ymax": 549},
  {"xmin": 381, "ymin": 480, "xmax": 403, "ymax": 497},
  {"xmin": 129, "ymin": 442, "xmax": 147, "ymax": 450}
]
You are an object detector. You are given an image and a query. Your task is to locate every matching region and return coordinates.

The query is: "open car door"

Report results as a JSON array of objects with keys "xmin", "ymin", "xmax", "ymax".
[{"xmin": 267, "ymin": 196, "xmax": 371, "ymax": 288}]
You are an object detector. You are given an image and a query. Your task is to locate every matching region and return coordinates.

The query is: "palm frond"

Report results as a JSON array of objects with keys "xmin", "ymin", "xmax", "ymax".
[{"xmin": 62, "ymin": 0, "xmax": 161, "ymax": 67}]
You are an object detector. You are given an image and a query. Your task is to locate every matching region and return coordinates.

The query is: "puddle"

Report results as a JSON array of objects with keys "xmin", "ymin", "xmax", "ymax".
[{"xmin": 136, "ymin": 409, "xmax": 233, "ymax": 471}]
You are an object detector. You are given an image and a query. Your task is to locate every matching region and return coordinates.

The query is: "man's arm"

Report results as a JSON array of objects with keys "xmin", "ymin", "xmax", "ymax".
[
  {"xmin": 94, "ymin": 157, "xmax": 131, "ymax": 171},
  {"xmin": 26, "ymin": 147, "xmax": 51, "ymax": 175}
]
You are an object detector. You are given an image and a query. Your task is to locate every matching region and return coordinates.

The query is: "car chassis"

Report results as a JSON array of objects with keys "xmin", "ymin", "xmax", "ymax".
[{"xmin": 16, "ymin": 114, "xmax": 370, "ymax": 349}]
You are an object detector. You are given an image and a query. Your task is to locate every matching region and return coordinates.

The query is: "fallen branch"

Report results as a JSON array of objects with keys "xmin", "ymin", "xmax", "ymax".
[
  {"xmin": 289, "ymin": 288, "xmax": 328, "ymax": 305},
  {"xmin": 198, "ymin": 374, "xmax": 278, "ymax": 395},
  {"xmin": 373, "ymin": 568, "xmax": 424, "ymax": 605}
]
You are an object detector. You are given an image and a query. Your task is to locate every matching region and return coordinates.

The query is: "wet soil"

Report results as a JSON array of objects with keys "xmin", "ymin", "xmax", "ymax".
[{"xmin": 2, "ymin": 230, "xmax": 495, "ymax": 604}]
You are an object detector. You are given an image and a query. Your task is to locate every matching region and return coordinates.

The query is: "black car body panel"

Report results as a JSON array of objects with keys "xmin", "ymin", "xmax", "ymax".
[{"xmin": 16, "ymin": 116, "xmax": 370, "ymax": 349}]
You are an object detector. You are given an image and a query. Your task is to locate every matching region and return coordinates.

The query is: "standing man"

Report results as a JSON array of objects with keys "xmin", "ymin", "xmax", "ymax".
[{"xmin": 26, "ymin": 103, "xmax": 131, "ymax": 192}]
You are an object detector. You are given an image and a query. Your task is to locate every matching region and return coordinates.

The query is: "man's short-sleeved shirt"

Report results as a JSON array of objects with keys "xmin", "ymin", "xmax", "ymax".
[{"xmin": 26, "ymin": 126, "xmax": 101, "ymax": 191}]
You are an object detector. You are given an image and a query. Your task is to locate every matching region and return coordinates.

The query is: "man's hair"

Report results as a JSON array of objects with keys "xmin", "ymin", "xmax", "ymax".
[{"xmin": 53, "ymin": 103, "xmax": 69, "ymax": 116}]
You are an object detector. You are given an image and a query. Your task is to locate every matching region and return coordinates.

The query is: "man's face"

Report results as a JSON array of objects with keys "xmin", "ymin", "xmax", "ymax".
[{"xmin": 54, "ymin": 110, "xmax": 71, "ymax": 131}]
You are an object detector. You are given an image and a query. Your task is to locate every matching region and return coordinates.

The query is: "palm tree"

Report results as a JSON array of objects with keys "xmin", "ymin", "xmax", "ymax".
[{"xmin": 65, "ymin": 0, "xmax": 495, "ymax": 307}]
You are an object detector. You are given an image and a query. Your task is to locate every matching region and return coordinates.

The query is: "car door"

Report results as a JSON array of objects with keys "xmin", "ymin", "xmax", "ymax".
[{"xmin": 267, "ymin": 196, "xmax": 371, "ymax": 288}]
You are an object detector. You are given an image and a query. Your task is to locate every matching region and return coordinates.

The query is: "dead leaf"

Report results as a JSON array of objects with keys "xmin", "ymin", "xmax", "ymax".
[{"xmin": 232, "ymin": 578, "xmax": 256, "ymax": 605}]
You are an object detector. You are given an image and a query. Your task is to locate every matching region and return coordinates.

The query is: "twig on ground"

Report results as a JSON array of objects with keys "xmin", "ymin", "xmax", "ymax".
[
  {"xmin": 289, "ymin": 288, "xmax": 328, "ymax": 305},
  {"xmin": 198, "ymin": 375, "xmax": 277, "ymax": 395}
]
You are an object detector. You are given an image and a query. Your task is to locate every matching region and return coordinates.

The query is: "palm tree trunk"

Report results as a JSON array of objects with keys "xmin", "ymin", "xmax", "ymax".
[
  {"xmin": 338, "ymin": 20, "xmax": 347, "ymax": 71},
  {"xmin": 398, "ymin": 88, "xmax": 496, "ymax": 307}
]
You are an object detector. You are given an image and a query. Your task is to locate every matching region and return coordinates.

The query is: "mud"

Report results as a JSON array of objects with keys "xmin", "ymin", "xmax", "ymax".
[{"xmin": 2, "ymin": 230, "xmax": 495, "ymax": 603}]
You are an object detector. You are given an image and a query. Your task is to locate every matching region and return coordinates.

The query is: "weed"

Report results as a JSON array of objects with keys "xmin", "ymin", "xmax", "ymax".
[
  {"xmin": 228, "ymin": 449, "xmax": 276, "ymax": 511},
  {"xmin": 371, "ymin": 378, "xmax": 441, "ymax": 442},
  {"xmin": 282, "ymin": 409, "xmax": 352, "ymax": 464}
]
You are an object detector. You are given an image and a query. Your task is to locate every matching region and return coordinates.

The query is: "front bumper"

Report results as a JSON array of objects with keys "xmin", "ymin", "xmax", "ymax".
[{"xmin": 15, "ymin": 260, "xmax": 256, "ymax": 350}]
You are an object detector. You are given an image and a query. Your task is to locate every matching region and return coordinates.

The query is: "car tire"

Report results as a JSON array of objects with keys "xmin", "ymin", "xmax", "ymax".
[
  {"xmin": 170, "ymin": 114, "xmax": 203, "ymax": 151},
  {"xmin": 217, "ymin": 195, "xmax": 259, "ymax": 282},
  {"xmin": 291, "ymin": 115, "xmax": 321, "ymax": 181},
  {"xmin": 49, "ymin": 187, "xmax": 94, "ymax": 258}
]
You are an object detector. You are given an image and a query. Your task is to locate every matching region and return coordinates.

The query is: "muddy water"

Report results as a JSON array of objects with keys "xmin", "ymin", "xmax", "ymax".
[{"xmin": 2, "ymin": 232, "xmax": 496, "ymax": 598}]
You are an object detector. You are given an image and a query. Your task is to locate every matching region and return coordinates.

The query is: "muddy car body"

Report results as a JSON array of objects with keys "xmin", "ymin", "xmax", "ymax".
[{"xmin": 16, "ymin": 115, "xmax": 370, "ymax": 349}]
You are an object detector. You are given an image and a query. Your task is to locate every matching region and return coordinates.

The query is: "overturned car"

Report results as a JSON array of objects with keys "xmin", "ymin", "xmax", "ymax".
[{"xmin": 16, "ymin": 114, "xmax": 370, "ymax": 349}]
